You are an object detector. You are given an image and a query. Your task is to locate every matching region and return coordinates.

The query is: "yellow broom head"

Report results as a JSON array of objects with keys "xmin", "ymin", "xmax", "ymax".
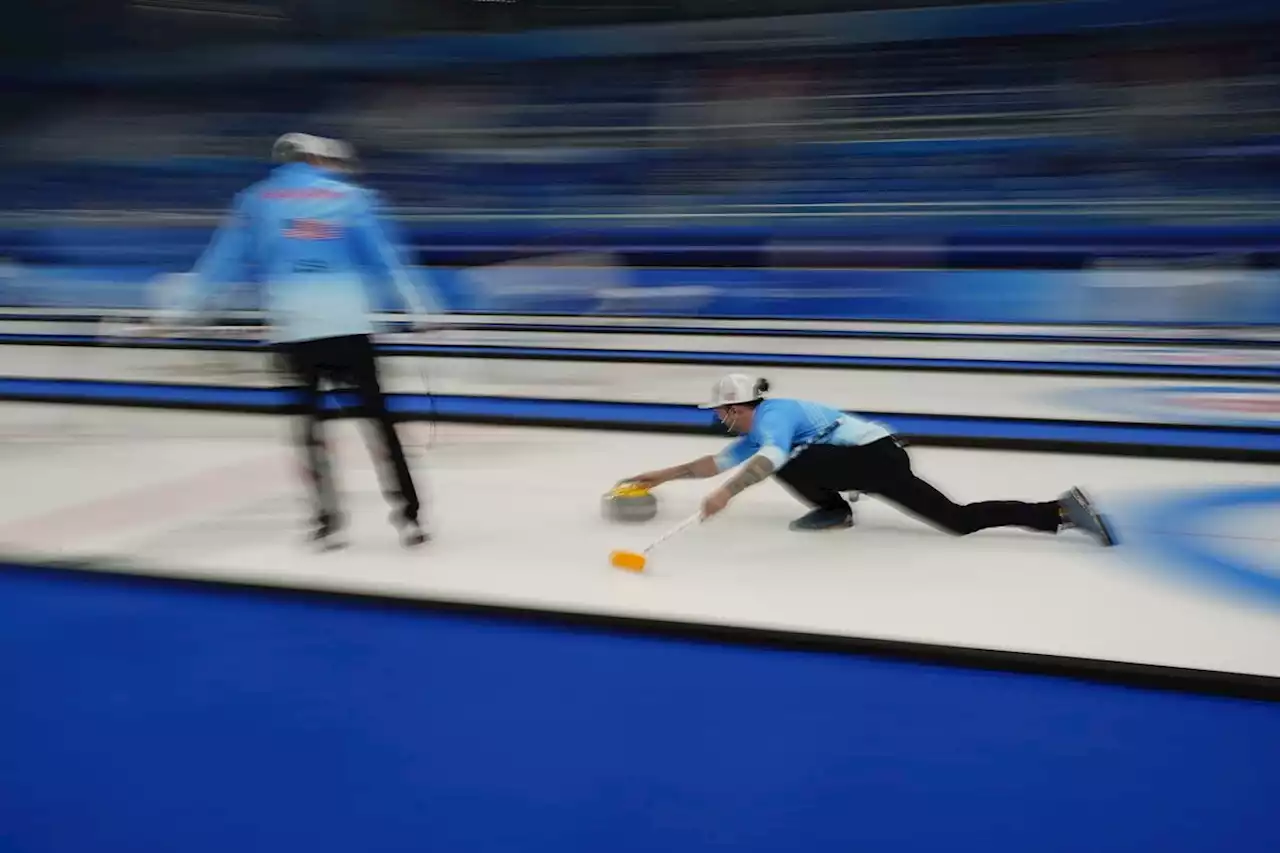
[{"xmin": 609, "ymin": 549, "xmax": 647, "ymax": 573}]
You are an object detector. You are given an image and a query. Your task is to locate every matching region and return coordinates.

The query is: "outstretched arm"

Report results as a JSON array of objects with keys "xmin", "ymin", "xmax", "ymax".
[
  {"xmin": 662, "ymin": 455, "xmax": 722, "ymax": 481},
  {"xmin": 629, "ymin": 455, "xmax": 719, "ymax": 487},
  {"xmin": 701, "ymin": 453, "xmax": 778, "ymax": 518},
  {"xmin": 720, "ymin": 453, "xmax": 776, "ymax": 497},
  {"xmin": 701, "ymin": 412, "xmax": 791, "ymax": 517}
]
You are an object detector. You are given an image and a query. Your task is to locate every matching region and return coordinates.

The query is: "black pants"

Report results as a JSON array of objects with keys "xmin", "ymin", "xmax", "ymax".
[
  {"xmin": 278, "ymin": 334, "xmax": 420, "ymax": 528},
  {"xmin": 775, "ymin": 438, "xmax": 1060, "ymax": 536}
]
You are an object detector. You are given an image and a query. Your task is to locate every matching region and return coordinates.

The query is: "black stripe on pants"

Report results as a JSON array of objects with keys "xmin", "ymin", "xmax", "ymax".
[
  {"xmin": 774, "ymin": 438, "xmax": 1060, "ymax": 535},
  {"xmin": 278, "ymin": 334, "xmax": 420, "ymax": 528}
]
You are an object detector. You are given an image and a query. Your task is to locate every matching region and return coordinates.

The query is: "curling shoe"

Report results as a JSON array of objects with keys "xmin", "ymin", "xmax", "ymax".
[
  {"xmin": 1059, "ymin": 487, "xmax": 1117, "ymax": 547},
  {"xmin": 391, "ymin": 510, "xmax": 430, "ymax": 548},
  {"xmin": 789, "ymin": 506, "xmax": 855, "ymax": 532},
  {"xmin": 309, "ymin": 518, "xmax": 347, "ymax": 552}
]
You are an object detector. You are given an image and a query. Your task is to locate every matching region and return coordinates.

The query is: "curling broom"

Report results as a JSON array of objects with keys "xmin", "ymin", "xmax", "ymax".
[{"xmin": 609, "ymin": 511, "xmax": 702, "ymax": 573}]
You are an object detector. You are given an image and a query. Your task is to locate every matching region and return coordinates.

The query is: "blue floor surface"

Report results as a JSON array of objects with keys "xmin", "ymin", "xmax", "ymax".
[{"xmin": 1, "ymin": 564, "xmax": 1278, "ymax": 853}]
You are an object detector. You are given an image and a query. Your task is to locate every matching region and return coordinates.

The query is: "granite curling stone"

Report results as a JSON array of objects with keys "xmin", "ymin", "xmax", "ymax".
[{"xmin": 602, "ymin": 482, "xmax": 659, "ymax": 523}]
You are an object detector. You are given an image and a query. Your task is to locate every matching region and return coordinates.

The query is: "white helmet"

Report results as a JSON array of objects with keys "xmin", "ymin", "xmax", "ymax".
[
  {"xmin": 698, "ymin": 373, "xmax": 769, "ymax": 409},
  {"xmin": 271, "ymin": 132, "xmax": 328, "ymax": 163}
]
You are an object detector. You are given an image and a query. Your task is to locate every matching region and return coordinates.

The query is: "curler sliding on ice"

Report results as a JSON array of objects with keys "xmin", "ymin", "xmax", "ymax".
[{"xmin": 622, "ymin": 373, "xmax": 1116, "ymax": 546}]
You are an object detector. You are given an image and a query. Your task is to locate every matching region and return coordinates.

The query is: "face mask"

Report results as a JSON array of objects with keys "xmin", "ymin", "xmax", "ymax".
[{"xmin": 716, "ymin": 406, "xmax": 745, "ymax": 434}]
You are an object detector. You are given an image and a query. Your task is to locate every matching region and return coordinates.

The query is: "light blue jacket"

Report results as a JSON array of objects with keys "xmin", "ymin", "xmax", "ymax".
[
  {"xmin": 185, "ymin": 162, "xmax": 433, "ymax": 343},
  {"xmin": 715, "ymin": 398, "xmax": 893, "ymax": 472}
]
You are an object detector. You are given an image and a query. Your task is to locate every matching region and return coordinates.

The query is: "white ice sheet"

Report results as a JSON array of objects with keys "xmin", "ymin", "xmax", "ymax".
[{"xmin": 0, "ymin": 408, "xmax": 1276, "ymax": 678}]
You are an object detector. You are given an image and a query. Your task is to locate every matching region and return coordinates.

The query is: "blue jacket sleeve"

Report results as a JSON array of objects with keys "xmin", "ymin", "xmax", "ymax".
[
  {"xmin": 349, "ymin": 190, "xmax": 434, "ymax": 316},
  {"xmin": 185, "ymin": 191, "xmax": 254, "ymax": 314},
  {"xmin": 749, "ymin": 407, "xmax": 796, "ymax": 469},
  {"xmin": 714, "ymin": 437, "xmax": 758, "ymax": 472}
]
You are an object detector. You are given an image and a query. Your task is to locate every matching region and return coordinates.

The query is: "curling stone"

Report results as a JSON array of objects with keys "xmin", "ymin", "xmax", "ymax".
[{"xmin": 602, "ymin": 482, "xmax": 658, "ymax": 524}]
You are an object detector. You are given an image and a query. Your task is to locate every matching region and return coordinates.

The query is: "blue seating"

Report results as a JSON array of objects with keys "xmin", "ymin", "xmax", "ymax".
[{"xmin": 2, "ymin": 38, "xmax": 1276, "ymax": 225}]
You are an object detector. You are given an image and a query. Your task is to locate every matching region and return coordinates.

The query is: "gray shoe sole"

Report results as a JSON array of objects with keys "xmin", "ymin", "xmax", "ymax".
[
  {"xmin": 1062, "ymin": 487, "xmax": 1116, "ymax": 546},
  {"xmin": 789, "ymin": 514, "xmax": 855, "ymax": 533}
]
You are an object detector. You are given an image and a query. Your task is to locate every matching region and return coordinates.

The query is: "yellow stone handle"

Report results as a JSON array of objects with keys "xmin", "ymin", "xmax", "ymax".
[{"xmin": 608, "ymin": 482, "xmax": 651, "ymax": 498}]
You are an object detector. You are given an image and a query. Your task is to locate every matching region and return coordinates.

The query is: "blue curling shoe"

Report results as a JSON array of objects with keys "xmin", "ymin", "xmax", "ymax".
[
  {"xmin": 789, "ymin": 507, "xmax": 855, "ymax": 532},
  {"xmin": 1060, "ymin": 487, "xmax": 1116, "ymax": 546}
]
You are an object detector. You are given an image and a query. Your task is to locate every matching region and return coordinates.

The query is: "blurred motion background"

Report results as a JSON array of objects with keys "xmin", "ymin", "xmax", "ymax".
[
  {"xmin": 4, "ymin": 8, "xmax": 1280, "ymax": 853},
  {"xmin": 1, "ymin": 0, "xmax": 1279, "ymax": 324}
]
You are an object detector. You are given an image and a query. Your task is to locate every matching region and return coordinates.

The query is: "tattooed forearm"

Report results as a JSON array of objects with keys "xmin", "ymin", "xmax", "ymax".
[
  {"xmin": 723, "ymin": 455, "xmax": 775, "ymax": 496},
  {"xmin": 669, "ymin": 456, "xmax": 719, "ymax": 480}
]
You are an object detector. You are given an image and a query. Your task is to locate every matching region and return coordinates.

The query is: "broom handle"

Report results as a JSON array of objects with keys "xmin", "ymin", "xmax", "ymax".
[{"xmin": 646, "ymin": 512, "xmax": 703, "ymax": 553}]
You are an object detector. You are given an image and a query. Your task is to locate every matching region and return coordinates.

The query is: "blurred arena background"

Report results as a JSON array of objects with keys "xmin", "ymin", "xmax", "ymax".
[{"xmin": 1, "ymin": 0, "xmax": 1279, "ymax": 326}]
